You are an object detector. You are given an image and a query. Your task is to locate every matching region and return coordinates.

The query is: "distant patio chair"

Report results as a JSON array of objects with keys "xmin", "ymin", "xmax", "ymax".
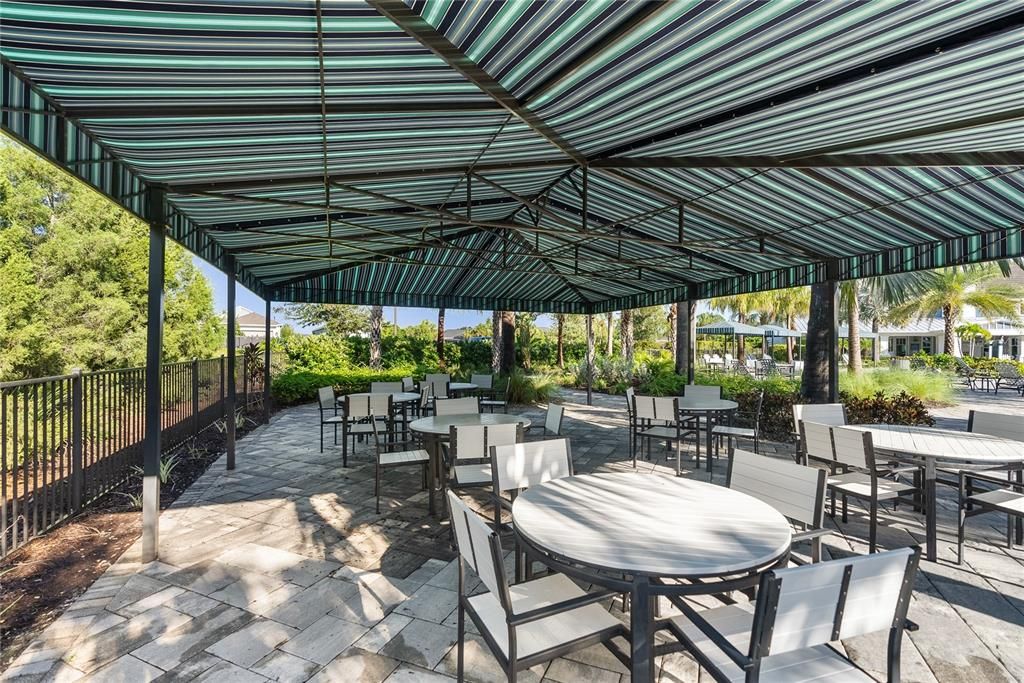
[
  {"xmin": 369, "ymin": 418, "xmax": 428, "ymax": 514},
  {"xmin": 341, "ymin": 392, "xmax": 392, "ymax": 467},
  {"xmin": 402, "ymin": 376, "xmax": 415, "ymax": 392},
  {"xmin": 541, "ymin": 404, "xmax": 564, "ymax": 437},
  {"xmin": 317, "ymin": 386, "xmax": 344, "ymax": 453},
  {"xmin": 993, "ymin": 362, "xmax": 1024, "ymax": 395},
  {"xmin": 444, "ymin": 423, "xmax": 520, "ymax": 495},
  {"xmin": 712, "ymin": 389, "xmax": 763, "ymax": 458},
  {"xmin": 633, "ymin": 395, "xmax": 692, "ymax": 476},
  {"xmin": 792, "ymin": 403, "xmax": 846, "ymax": 464},
  {"xmin": 435, "ymin": 396, "xmax": 480, "ymax": 416}
]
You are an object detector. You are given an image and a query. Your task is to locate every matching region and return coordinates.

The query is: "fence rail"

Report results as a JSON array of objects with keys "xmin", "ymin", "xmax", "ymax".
[{"xmin": 1, "ymin": 353, "xmax": 267, "ymax": 558}]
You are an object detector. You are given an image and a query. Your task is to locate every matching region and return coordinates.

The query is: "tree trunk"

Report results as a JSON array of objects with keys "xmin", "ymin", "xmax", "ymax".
[
  {"xmin": 943, "ymin": 304, "xmax": 959, "ymax": 357},
  {"xmin": 786, "ymin": 314, "xmax": 795, "ymax": 364},
  {"xmin": 675, "ymin": 301, "xmax": 696, "ymax": 380},
  {"xmin": 369, "ymin": 305, "xmax": 383, "ymax": 370},
  {"xmin": 801, "ymin": 283, "xmax": 834, "ymax": 402},
  {"xmin": 621, "ymin": 309, "xmax": 634, "ymax": 367},
  {"xmin": 491, "ymin": 311, "xmax": 501, "ymax": 372},
  {"xmin": 585, "ymin": 314, "xmax": 595, "ymax": 393},
  {"xmin": 556, "ymin": 314, "xmax": 565, "ymax": 369},
  {"xmin": 436, "ymin": 307, "xmax": 446, "ymax": 369},
  {"xmin": 871, "ymin": 317, "xmax": 880, "ymax": 363},
  {"xmin": 668, "ymin": 303, "xmax": 678, "ymax": 357},
  {"xmin": 500, "ymin": 311, "xmax": 516, "ymax": 374},
  {"xmin": 606, "ymin": 312, "xmax": 614, "ymax": 356},
  {"xmin": 847, "ymin": 294, "xmax": 862, "ymax": 374}
]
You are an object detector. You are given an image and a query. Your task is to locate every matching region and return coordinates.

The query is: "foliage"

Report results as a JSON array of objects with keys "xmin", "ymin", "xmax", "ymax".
[
  {"xmin": 278, "ymin": 334, "xmax": 351, "ymax": 372},
  {"xmin": 271, "ymin": 367, "xmax": 416, "ymax": 405},
  {"xmin": 504, "ymin": 369, "xmax": 559, "ymax": 405},
  {"xmin": 0, "ymin": 142, "xmax": 221, "ymax": 381},
  {"xmin": 840, "ymin": 392, "xmax": 934, "ymax": 427},
  {"xmin": 276, "ymin": 302, "xmax": 369, "ymax": 336},
  {"xmin": 839, "ymin": 369, "xmax": 953, "ymax": 405},
  {"xmin": 132, "ymin": 454, "xmax": 180, "ymax": 485}
]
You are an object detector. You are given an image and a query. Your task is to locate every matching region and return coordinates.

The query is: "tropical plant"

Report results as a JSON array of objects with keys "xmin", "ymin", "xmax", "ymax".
[
  {"xmin": 503, "ymin": 369, "xmax": 559, "ymax": 405},
  {"xmin": 132, "ymin": 454, "xmax": 181, "ymax": 485},
  {"xmin": 276, "ymin": 302, "xmax": 369, "ymax": 337},
  {"xmin": 436, "ymin": 308, "xmax": 446, "ymax": 369},
  {"xmin": 955, "ymin": 322, "xmax": 991, "ymax": 357},
  {"xmin": 888, "ymin": 265, "xmax": 1023, "ymax": 357}
]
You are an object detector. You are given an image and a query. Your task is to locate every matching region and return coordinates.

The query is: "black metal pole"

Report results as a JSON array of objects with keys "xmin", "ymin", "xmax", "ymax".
[
  {"xmin": 585, "ymin": 313, "xmax": 594, "ymax": 406},
  {"xmin": 142, "ymin": 187, "xmax": 165, "ymax": 562},
  {"xmin": 226, "ymin": 257, "xmax": 236, "ymax": 470},
  {"xmin": 264, "ymin": 297, "xmax": 272, "ymax": 423},
  {"xmin": 686, "ymin": 299, "xmax": 696, "ymax": 384}
]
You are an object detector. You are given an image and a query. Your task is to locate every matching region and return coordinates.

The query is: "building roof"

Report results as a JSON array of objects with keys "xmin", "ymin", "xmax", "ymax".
[
  {"xmin": 230, "ymin": 307, "xmax": 280, "ymax": 328},
  {"xmin": 2, "ymin": 2, "xmax": 1023, "ymax": 313}
]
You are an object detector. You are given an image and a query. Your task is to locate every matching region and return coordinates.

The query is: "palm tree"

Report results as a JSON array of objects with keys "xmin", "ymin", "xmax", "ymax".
[
  {"xmin": 605, "ymin": 312, "xmax": 614, "ymax": 356},
  {"xmin": 668, "ymin": 303, "xmax": 678, "ymax": 359},
  {"xmin": 555, "ymin": 313, "xmax": 566, "ymax": 369},
  {"xmin": 436, "ymin": 307, "xmax": 446, "ymax": 369},
  {"xmin": 889, "ymin": 265, "xmax": 1023, "ymax": 357},
  {"xmin": 760, "ymin": 287, "xmax": 810, "ymax": 363},
  {"xmin": 500, "ymin": 311, "xmax": 516, "ymax": 374},
  {"xmin": 620, "ymin": 308, "xmax": 635, "ymax": 366},
  {"xmin": 709, "ymin": 292, "xmax": 768, "ymax": 361},
  {"xmin": 369, "ymin": 305, "xmax": 383, "ymax": 370},
  {"xmin": 956, "ymin": 322, "xmax": 991, "ymax": 357},
  {"xmin": 839, "ymin": 281, "xmax": 863, "ymax": 373}
]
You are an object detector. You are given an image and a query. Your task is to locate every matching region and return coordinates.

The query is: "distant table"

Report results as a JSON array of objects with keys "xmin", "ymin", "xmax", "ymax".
[
  {"xmin": 513, "ymin": 473, "xmax": 791, "ymax": 683},
  {"xmin": 677, "ymin": 397, "xmax": 738, "ymax": 472},
  {"xmin": 409, "ymin": 413, "xmax": 532, "ymax": 514},
  {"xmin": 338, "ymin": 391, "xmax": 419, "ymax": 405},
  {"xmin": 847, "ymin": 424, "xmax": 1024, "ymax": 561},
  {"xmin": 449, "ymin": 382, "xmax": 478, "ymax": 396}
]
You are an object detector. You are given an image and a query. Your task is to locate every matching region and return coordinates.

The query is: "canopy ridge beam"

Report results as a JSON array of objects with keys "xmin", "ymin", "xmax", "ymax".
[
  {"xmin": 592, "ymin": 9, "xmax": 1024, "ymax": 159},
  {"xmin": 367, "ymin": 0, "xmax": 585, "ymax": 163},
  {"xmin": 1, "ymin": 101, "xmax": 504, "ymax": 120}
]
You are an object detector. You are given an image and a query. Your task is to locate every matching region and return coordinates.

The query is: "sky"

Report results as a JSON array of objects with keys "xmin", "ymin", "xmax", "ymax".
[{"xmin": 194, "ymin": 256, "xmax": 508, "ymax": 331}]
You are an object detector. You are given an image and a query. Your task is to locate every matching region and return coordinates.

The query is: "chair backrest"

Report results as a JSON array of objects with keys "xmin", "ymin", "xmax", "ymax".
[
  {"xmin": 752, "ymin": 547, "xmax": 919, "ymax": 657},
  {"xmin": 625, "ymin": 387, "xmax": 635, "ymax": 417},
  {"xmin": 969, "ymin": 409, "xmax": 1024, "ymax": 441},
  {"xmin": 994, "ymin": 362, "xmax": 1022, "ymax": 379},
  {"xmin": 435, "ymin": 396, "xmax": 480, "ymax": 416},
  {"xmin": 727, "ymin": 449, "xmax": 825, "ymax": 529},
  {"xmin": 544, "ymin": 404, "xmax": 565, "ymax": 435},
  {"xmin": 831, "ymin": 426, "xmax": 873, "ymax": 471},
  {"xmin": 402, "ymin": 376, "xmax": 415, "ymax": 392},
  {"xmin": 371, "ymin": 381, "xmax": 402, "ymax": 393},
  {"xmin": 419, "ymin": 386, "xmax": 431, "ymax": 408},
  {"xmin": 725, "ymin": 353, "xmax": 734, "ymax": 364},
  {"xmin": 451, "ymin": 423, "xmax": 519, "ymax": 460},
  {"xmin": 471, "ymin": 374, "xmax": 494, "ymax": 390},
  {"xmin": 682, "ymin": 384, "xmax": 721, "ymax": 401},
  {"xmin": 491, "ymin": 438, "xmax": 572, "ymax": 495},
  {"xmin": 633, "ymin": 395, "xmax": 676, "ymax": 422},
  {"xmin": 345, "ymin": 393, "xmax": 392, "ymax": 419},
  {"xmin": 799, "ymin": 421, "xmax": 835, "ymax": 463},
  {"xmin": 426, "ymin": 373, "xmax": 451, "ymax": 385},
  {"xmin": 748, "ymin": 390, "xmax": 765, "ymax": 428},
  {"xmin": 446, "ymin": 491, "xmax": 508, "ymax": 607},
  {"xmin": 317, "ymin": 386, "xmax": 336, "ymax": 411},
  {"xmin": 702, "ymin": 354, "xmax": 712, "ymax": 363},
  {"xmin": 793, "ymin": 403, "xmax": 846, "ymax": 433}
]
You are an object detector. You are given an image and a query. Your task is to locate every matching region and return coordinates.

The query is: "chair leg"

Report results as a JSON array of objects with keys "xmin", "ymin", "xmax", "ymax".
[
  {"xmin": 456, "ymin": 603, "xmax": 466, "ymax": 682},
  {"xmin": 869, "ymin": 498, "xmax": 878, "ymax": 553},
  {"xmin": 957, "ymin": 503, "xmax": 966, "ymax": 565},
  {"xmin": 842, "ymin": 494, "xmax": 848, "ymax": 524},
  {"xmin": 375, "ymin": 462, "xmax": 381, "ymax": 514},
  {"xmin": 320, "ymin": 423, "xmax": 324, "ymax": 453}
]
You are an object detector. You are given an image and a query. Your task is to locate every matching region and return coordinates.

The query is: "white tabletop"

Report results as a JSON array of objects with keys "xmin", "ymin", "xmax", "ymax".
[
  {"xmin": 847, "ymin": 424, "xmax": 1024, "ymax": 467},
  {"xmin": 340, "ymin": 391, "xmax": 419, "ymax": 403},
  {"xmin": 513, "ymin": 473, "xmax": 791, "ymax": 578},
  {"xmin": 677, "ymin": 397, "xmax": 738, "ymax": 412},
  {"xmin": 409, "ymin": 413, "xmax": 531, "ymax": 436}
]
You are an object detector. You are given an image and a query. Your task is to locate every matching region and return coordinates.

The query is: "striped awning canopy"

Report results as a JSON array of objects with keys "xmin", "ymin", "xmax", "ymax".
[
  {"xmin": 759, "ymin": 325, "xmax": 803, "ymax": 339},
  {"xmin": 3, "ymin": 1, "xmax": 1023, "ymax": 313},
  {"xmin": 696, "ymin": 321, "xmax": 765, "ymax": 337}
]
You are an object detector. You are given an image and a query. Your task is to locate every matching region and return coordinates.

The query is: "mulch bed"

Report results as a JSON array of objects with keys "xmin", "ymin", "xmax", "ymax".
[{"xmin": 0, "ymin": 410, "xmax": 269, "ymax": 669}]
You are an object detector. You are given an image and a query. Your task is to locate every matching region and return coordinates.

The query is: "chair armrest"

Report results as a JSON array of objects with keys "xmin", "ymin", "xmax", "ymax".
[
  {"xmin": 792, "ymin": 527, "xmax": 831, "ymax": 543},
  {"xmin": 960, "ymin": 469, "xmax": 1023, "ymax": 491},
  {"xmin": 507, "ymin": 588, "xmax": 619, "ymax": 626}
]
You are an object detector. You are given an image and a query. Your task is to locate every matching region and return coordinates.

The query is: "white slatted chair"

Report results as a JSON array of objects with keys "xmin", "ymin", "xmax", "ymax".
[
  {"xmin": 475, "ymin": 374, "xmax": 508, "ymax": 413},
  {"xmin": 829, "ymin": 426, "xmax": 920, "ymax": 553},
  {"xmin": 713, "ymin": 390, "xmax": 764, "ymax": 458},
  {"xmin": 669, "ymin": 547, "xmax": 921, "ymax": 683},
  {"xmin": 371, "ymin": 381, "xmax": 403, "ymax": 393},
  {"xmin": 417, "ymin": 385, "xmax": 432, "ymax": 417},
  {"xmin": 682, "ymin": 384, "xmax": 722, "ymax": 443},
  {"xmin": 447, "ymin": 491, "xmax": 625, "ymax": 682},
  {"xmin": 540, "ymin": 404, "xmax": 564, "ymax": 437},
  {"xmin": 426, "ymin": 373, "xmax": 451, "ymax": 400},
  {"xmin": 445, "ymin": 422, "xmax": 520, "ymax": 491},
  {"xmin": 727, "ymin": 449, "xmax": 828, "ymax": 563},
  {"xmin": 472, "ymin": 373, "xmax": 495, "ymax": 395},
  {"xmin": 491, "ymin": 438, "xmax": 573, "ymax": 581},
  {"xmin": 793, "ymin": 403, "xmax": 846, "ymax": 464},
  {"xmin": 435, "ymin": 396, "xmax": 481, "ymax": 416},
  {"xmin": 634, "ymin": 395, "xmax": 690, "ymax": 476},
  {"xmin": 370, "ymin": 418, "xmax": 428, "ymax": 514},
  {"xmin": 341, "ymin": 393, "xmax": 392, "ymax": 468},
  {"xmin": 957, "ymin": 409, "xmax": 1024, "ymax": 563},
  {"xmin": 402, "ymin": 376, "xmax": 415, "ymax": 392},
  {"xmin": 317, "ymin": 387, "xmax": 344, "ymax": 453}
]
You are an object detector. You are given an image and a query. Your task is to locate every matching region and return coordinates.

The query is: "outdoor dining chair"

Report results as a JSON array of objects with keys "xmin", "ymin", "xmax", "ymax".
[
  {"xmin": 444, "ymin": 422, "xmax": 521, "ymax": 493},
  {"xmin": 446, "ymin": 491, "xmax": 625, "ymax": 683},
  {"xmin": 680, "ymin": 384, "xmax": 722, "ymax": 443},
  {"xmin": 402, "ymin": 376, "xmax": 415, "ymax": 392},
  {"xmin": 435, "ymin": 396, "xmax": 481, "ymax": 416},
  {"xmin": 369, "ymin": 418, "xmax": 429, "ymax": 514},
  {"xmin": 471, "ymin": 373, "xmax": 495, "ymax": 396},
  {"xmin": 813, "ymin": 423, "xmax": 920, "ymax": 553},
  {"xmin": 475, "ymin": 374, "xmax": 508, "ymax": 413},
  {"xmin": 625, "ymin": 387, "xmax": 637, "ymax": 462},
  {"xmin": 317, "ymin": 386, "xmax": 345, "ymax": 453},
  {"xmin": 341, "ymin": 393, "xmax": 392, "ymax": 468},
  {"xmin": 712, "ymin": 390, "xmax": 763, "ymax": 458},
  {"xmin": 993, "ymin": 361, "xmax": 1024, "ymax": 395},
  {"xmin": 540, "ymin": 404, "xmax": 564, "ymax": 437},
  {"xmin": 792, "ymin": 402, "xmax": 846, "ymax": 463},
  {"xmin": 371, "ymin": 381, "xmax": 403, "ymax": 393},
  {"xmin": 726, "ymin": 448, "xmax": 829, "ymax": 563},
  {"xmin": 425, "ymin": 373, "xmax": 451, "ymax": 400},
  {"xmin": 667, "ymin": 546, "xmax": 921, "ymax": 683},
  {"xmin": 633, "ymin": 395, "xmax": 691, "ymax": 476},
  {"xmin": 490, "ymin": 438, "xmax": 573, "ymax": 581}
]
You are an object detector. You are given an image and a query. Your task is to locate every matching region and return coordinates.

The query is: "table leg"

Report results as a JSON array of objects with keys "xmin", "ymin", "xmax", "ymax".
[
  {"xmin": 925, "ymin": 459, "xmax": 937, "ymax": 562},
  {"xmin": 427, "ymin": 436, "xmax": 438, "ymax": 516},
  {"xmin": 705, "ymin": 411, "xmax": 714, "ymax": 474},
  {"xmin": 630, "ymin": 577, "xmax": 655, "ymax": 683}
]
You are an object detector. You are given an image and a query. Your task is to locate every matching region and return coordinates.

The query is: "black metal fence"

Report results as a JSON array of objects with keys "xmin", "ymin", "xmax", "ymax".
[{"xmin": 1, "ymin": 353, "xmax": 267, "ymax": 558}]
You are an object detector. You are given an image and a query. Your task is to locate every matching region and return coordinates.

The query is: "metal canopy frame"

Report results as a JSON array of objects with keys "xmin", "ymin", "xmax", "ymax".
[{"xmin": 3, "ymin": 2, "xmax": 1024, "ymax": 315}]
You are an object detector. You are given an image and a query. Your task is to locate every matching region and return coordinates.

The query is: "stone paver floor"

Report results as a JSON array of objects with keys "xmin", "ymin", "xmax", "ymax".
[{"xmin": 3, "ymin": 388, "xmax": 1023, "ymax": 682}]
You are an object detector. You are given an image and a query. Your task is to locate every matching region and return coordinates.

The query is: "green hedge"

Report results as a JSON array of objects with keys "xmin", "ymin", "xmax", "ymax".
[{"xmin": 272, "ymin": 367, "xmax": 416, "ymax": 405}]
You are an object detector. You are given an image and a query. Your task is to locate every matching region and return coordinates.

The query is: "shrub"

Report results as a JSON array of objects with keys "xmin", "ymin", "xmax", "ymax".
[
  {"xmin": 271, "ymin": 366, "xmax": 415, "ymax": 405},
  {"xmin": 279, "ymin": 334, "xmax": 350, "ymax": 372},
  {"xmin": 504, "ymin": 369, "xmax": 559, "ymax": 405},
  {"xmin": 840, "ymin": 391, "xmax": 934, "ymax": 427},
  {"xmin": 840, "ymin": 369, "xmax": 953, "ymax": 405}
]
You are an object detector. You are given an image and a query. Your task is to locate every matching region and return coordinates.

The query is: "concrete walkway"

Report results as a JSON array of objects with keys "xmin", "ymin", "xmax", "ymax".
[{"xmin": 3, "ymin": 389, "xmax": 1022, "ymax": 682}]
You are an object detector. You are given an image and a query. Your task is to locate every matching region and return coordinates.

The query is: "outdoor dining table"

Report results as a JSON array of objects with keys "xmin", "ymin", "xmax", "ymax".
[
  {"xmin": 448, "ymin": 381, "xmax": 478, "ymax": 396},
  {"xmin": 512, "ymin": 472, "xmax": 792, "ymax": 683},
  {"xmin": 409, "ymin": 413, "xmax": 532, "ymax": 515},
  {"xmin": 677, "ymin": 396, "xmax": 738, "ymax": 472},
  {"xmin": 847, "ymin": 423, "xmax": 1024, "ymax": 562}
]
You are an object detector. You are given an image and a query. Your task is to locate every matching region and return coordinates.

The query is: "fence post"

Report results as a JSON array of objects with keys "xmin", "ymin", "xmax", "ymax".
[
  {"xmin": 242, "ymin": 351, "xmax": 248, "ymax": 412},
  {"xmin": 220, "ymin": 355, "xmax": 226, "ymax": 415},
  {"xmin": 191, "ymin": 358, "xmax": 200, "ymax": 437},
  {"xmin": 71, "ymin": 368, "xmax": 83, "ymax": 512}
]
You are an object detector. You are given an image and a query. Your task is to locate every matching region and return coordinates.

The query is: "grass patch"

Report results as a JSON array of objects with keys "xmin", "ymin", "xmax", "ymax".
[{"xmin": 840, "ymin": 369, "xmax": 954, "ymax": 406}]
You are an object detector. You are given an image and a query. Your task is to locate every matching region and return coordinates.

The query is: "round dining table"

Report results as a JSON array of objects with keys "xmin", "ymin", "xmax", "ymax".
[
  {"xmin": 847, "ymin": 424, "xmax": 1024, "ymax": 561},
  {"xmin": 338, "ymin": 391, "xmax": 420, "ymax": 405},
  {"xmin": 677, "ymin": 396, "xmax": 738, "ymax": 472},
  {"xmin": 513, "ymin": 472, "xmax": 792, "ymax": 683},
  {"xmin": 409, "ymin": 413, "xmax": 532, "ymax": 515},
  {"xmin": 448, "ymin": 381, "xmax": 478, "ymax": 396}
]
